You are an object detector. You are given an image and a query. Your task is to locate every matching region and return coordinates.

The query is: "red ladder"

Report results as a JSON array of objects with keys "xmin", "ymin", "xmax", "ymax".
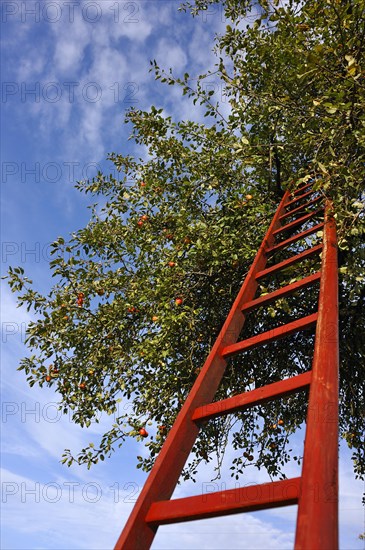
[{"xmin": 115, "ymin": 179, "xmax": 339, "ymax": 550}]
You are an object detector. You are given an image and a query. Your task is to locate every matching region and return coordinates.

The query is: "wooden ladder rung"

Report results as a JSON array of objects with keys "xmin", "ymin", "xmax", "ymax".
[
  {"xmin": 292, "ymin": 181, "xmax": 314, "ymax": 195},
  {"xmin": 192, "ymin": 371, "xmax": 312, "ymax": 422},
  {"xmin": 222, "ymin": 313, "xmax": 318, "ymax": 358},
  {"xmin": 266, "ymin": 223, "xmax": 324, "ymax": 254},
  {"xmin": 257, "ymin": 245, "xmax": 322, "ymax": 279},
  {"xmin": 146, "ymin": 478, "xmax": 301, "ymax": 525},
  {"xmin": 243, "ymin": 272, "xmax": 321, "ymax": 312},
  {"xmin": 279, "ymin": 195, "xmax": 322, "ymax": 221},
  {"xmin": 286, "ymin": 189, "xmax": 316, "ymax": 208},
  {"xmin": 273, "ymin": 208, "xmax": 324, "ymax": 236}
]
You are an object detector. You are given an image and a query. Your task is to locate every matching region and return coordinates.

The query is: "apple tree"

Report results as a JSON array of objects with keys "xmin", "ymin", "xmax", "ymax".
[{"xmin": 5, "ymin": 0, "xmax": 364, "ymax": 488}]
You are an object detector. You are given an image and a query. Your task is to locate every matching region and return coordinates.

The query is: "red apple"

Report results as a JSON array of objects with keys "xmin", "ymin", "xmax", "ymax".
[
  {"xmin": 139, "ymin": 427, "xmax": 148, "ymax": 438},
  {"xmin": 175, "ymin": 297, "xmax": 183, "ymax": 306},
  {"xmin": 168, "ymin": 261, "xmax": 176, "ymax": 267}
]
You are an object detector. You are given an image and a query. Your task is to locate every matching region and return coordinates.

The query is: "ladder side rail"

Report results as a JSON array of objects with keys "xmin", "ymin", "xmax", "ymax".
[
  {"xmin": 295, "ymin": 201, "xmax": 339, "ymax": 550},
  {"xmin": 114, "ymin": 190, "xmax": 292, "ymax": 549}
]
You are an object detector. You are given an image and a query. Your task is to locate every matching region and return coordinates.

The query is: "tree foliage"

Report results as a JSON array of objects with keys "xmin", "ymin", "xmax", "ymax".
[{"xmin": 5, "ymin": 0, "xmax": 364, "ymax": 487}]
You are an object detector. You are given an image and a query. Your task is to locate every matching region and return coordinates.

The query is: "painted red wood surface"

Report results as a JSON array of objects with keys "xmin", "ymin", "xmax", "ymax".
[
  {"xmin": 286, "ymin": 188, "xmax": 316, "ymax": 207},
  {"xmin": 242, "ymin": 271, "xmax": 321, "ymax": 313},
  {"xmin": 222, "ymin": 313, "xmax": 318, "ymax": 358},
  {"xmin": 146, "ymin": 478, "xmax": 301, "ymax": 525},
  {"xmin": 273, "ymin": 207, "xmax": 324, "ymax": 236},
  {"xmin": 266, "ymin": 222, "xmax": 324, "ymax": 254},
  {"xmin": 279, "ymin": 195, "xmax": 322, "ymax": 221},
  {"xmin": 255, "ymin": 244, "xmax": 322, "ymax": 279},
  {"xmin": 192, "ymin": 371, "xmax": 312, "ymax": 422},
  {"xmin": 292, "ymin": 181, "xmax": 313, "ymax": 195},
  {"xmin": 295, "ymin": 203, "xmax": 339, "ymax": 550}
]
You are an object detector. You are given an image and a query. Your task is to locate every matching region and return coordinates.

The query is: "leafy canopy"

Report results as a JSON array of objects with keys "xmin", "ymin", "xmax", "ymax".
[{"xmin": 5, "ymin": 0, "xmax": 364, "ymax": 486}]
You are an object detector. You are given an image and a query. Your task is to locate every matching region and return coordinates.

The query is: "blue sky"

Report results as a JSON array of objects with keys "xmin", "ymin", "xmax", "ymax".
[{"xmin": 1, "ymin": 1, "xmax": 363, "ymax": 548}]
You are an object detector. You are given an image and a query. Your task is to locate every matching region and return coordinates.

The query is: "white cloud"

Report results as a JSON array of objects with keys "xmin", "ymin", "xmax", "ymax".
[
  {"xmin": 156, "ymin": 38, "xmax": 188, "ymax": 73},
  {"xmin": 52, "ymin": 15, "xmax": 91, "ymax": 76},
  {"xmin": 0, "ymin": 467, "xmax": 134, "ymax": 549},
  {"xmin": 17, "ymin": 53, "xmax": 46, "ymax": 81},
  {"xmin": 113, "ymin": 16, "xmax": 152, "ymax": 43},
  {"xmin": 152, "ymin": 513, "xmax": 295, "ymax": 549}
]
